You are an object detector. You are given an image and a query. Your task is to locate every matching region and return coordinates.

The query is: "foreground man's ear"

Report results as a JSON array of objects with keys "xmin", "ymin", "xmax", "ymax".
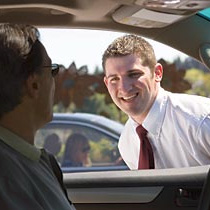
[{"xmin": 25, "ymin": 73, "xmax": 42, "ymax": 98}]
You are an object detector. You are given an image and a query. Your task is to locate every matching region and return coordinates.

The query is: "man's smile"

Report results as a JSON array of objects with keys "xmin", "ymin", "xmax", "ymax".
[{"xmin": 120, "ymin": 93, "xmax": 138, "ymax": 102}]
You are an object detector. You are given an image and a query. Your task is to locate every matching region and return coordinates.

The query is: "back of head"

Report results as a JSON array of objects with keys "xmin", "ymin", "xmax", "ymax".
[
  {"xmin": 0, "ymin": 23, "xmax": 42, "ymax": 119},
  {"xmin": 102, "ymin": 34, "xmax": 157, "ymax": 72},
  {"xmin": 44, "ymin": 133, "xmax": 61, "ymax": 156}
]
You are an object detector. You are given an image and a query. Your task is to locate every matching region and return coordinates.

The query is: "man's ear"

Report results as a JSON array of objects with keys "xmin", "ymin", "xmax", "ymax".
[
  {"xmin": 25, "ymin": 74, "xmax": 41, "ymax": 98},
  {"xmin": 104, "ymin": 76, "xmax": 108, "ymax": 87},
  {"xmin": 154, "ymin": 63, "xmax": 163, "ymax": 82}
]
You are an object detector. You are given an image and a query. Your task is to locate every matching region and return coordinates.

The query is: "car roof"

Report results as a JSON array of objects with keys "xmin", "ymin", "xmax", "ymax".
[
  {"xmin": 1, "ymin": 0, "xmax": 210, "ymax": 67},
  {"xmin": 52, "ymin": 112, "xmax": 124, "ymax": 135}
]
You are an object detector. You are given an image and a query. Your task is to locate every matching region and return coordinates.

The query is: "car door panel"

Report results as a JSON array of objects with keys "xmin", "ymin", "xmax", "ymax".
[
  {"xmin": 64, "ymin": 165, "xmax": 209, "ymax": 210},
  {"xmin": 68, "ymin": 186, "xmax": 163, "ymax": 203}
]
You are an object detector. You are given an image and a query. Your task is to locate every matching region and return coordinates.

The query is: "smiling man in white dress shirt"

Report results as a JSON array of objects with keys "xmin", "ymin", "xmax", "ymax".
[{"xmin": 102, "ymin": 34, "xmax": 210, "ymax": 169}]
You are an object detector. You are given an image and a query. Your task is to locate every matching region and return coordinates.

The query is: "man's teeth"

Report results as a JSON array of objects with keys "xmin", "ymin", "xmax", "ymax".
[{"xmin": 122, "ymin": 94, "xmax": 137, "ymax": 100}]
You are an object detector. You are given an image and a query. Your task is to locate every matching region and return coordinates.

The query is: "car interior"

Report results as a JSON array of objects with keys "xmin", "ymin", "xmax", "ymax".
[
  {"xmin": 1, "ymin": 0, "xmax": 210, "ymax": 209},
  {"xmin": 1, "ymin": 0, "xmax": 210, "ymax": 68}
]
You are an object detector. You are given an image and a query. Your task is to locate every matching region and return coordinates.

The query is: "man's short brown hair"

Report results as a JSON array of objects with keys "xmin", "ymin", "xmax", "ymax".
[{"xmin": 102, "ymin": 34, "xmax": 157, "ymax": 72}]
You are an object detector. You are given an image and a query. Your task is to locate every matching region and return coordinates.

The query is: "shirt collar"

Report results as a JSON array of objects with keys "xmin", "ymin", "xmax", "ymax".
[
  {"xmin": 143, "ymin": 87, "xmax": 168, "ymax": 136},
  {"xmin": 129, "ymin": 88, "xmax": 168, "ymax": 136},
  {"xmin": 0, "ymin": 126, "xmax": 41, "ymax": 161}
]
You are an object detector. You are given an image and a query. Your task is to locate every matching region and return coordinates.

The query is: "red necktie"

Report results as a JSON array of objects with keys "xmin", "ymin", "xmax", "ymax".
[{"xmin": 136, "ymin": 125, "xmax": 155, "ymax": 169}]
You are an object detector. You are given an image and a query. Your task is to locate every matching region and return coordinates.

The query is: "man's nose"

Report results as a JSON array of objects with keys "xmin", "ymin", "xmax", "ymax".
[{"xmin": 118, "ymin": 78, "xmax": 132, "ymax": 93}]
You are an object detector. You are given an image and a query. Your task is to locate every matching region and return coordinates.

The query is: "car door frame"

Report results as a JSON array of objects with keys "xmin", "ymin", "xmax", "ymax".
[{"xmin": 64, "ymin": 165, "xmax": 210, "ymax": 210}]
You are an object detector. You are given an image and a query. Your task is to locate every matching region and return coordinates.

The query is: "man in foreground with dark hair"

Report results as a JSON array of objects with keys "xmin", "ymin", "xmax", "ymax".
[{"xmin": 0, "ymin": 23, "xmax": 75, "ymax": 209}]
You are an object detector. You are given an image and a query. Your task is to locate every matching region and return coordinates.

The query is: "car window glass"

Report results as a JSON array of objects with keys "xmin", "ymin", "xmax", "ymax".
[
  {"xmin": 39, "ymin": 28, "xmax": 189, "ymax": 74},
  {"xmin": 35, "ymin": 123, "xmax": 126, "ymax": 172},
  {"xmin": 40, "ymin": 28, "xmax": 210, "ymax": 100},
  {"xmin": 37, "ymin": 28, "xmax": 210, "ymax": 172}
]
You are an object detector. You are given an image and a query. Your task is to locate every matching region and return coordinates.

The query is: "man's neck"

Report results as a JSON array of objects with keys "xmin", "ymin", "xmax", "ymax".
[{"xmin": 0, "ymin": 111, "xmax": 36, "ymax": 145}]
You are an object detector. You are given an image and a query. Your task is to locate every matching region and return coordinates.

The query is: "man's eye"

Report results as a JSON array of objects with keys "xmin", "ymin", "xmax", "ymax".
[
  {"xmin": 129, "ymin": 72, "xmax": 142, "ymax": 78},
  {"xmin": 110, "ymin": 77, "xmax": 119, "ymax": 83}
]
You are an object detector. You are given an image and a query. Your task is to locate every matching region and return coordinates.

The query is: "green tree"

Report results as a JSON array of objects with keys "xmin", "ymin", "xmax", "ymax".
[
  {"xmin": 77, "ymin": 92, "xmax": 127, "ymax": 124},
  {"xmin": 89, "ymin": 138, "xmax": 115, "ymax": 163},
  {"xmin": 184, "ymin": 68, "xmax": 210, "ymax": 97},
  {"xmin": 53, "ymin": 102, "xmax": 76, "ymax": 113}
]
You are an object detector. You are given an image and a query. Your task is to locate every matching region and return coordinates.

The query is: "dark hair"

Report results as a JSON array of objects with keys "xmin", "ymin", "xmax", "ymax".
[
  {"xmin": 62, "ymin": 133, "xmax": 89, "ymax": 165},
  {"xmin": 102, "ymin": 34, "xmax": 157, "ymax": 73},
  {"xmin": 44, "ymin": 133, "xmax": 61, "ymax": 156},
  {"xmin": 0, "ymin": 23, "xmax": 42, "ymax": 119}
]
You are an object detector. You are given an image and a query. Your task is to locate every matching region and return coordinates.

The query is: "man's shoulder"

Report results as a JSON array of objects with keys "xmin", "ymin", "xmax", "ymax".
[
  {"xmin": 0, "ymin": 140, "xmax": 30, "ymax": 176},
  {"xmin": 166, "ymin": 90, "xmax": 210, "ymax": 123},
  {"xmin": 166, "ymin": 91, "xmax": 210, "ymax": 115},
  {"xmin": 0, "ymin": 139, "xmax": 17, "ymax": 159},
  {"xmin": 168, "ymin": 91, "xmax": 210, "ymax": 102}
]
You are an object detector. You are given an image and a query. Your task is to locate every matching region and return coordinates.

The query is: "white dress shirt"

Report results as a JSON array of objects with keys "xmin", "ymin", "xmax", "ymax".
[{"xmin": 118, "ymin": 88, "xmax": 210, "ymax": 169}]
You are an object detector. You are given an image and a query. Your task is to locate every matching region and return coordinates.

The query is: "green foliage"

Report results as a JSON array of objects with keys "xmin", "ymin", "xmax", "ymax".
[
  {"xmin": 184, "ymin": 68, "xmax": 210, "ymax": 97},
  {"xmin": 53, "ymin": 92, "xmax": 128, "ymax": 124},
  {"xmin": 78, "ymin": 93, "xmax": 107, "ymax": 114},
  {"xmin": 76, "ymin": 92, "xmax": 127, "ymax": 124},
  {"xmin": 89, "ymin": 138, "xmax": 115, "ymax": 163},
  {"xmin": 53, "ymin": 102, "xmax": 76, "ymax": 113}
]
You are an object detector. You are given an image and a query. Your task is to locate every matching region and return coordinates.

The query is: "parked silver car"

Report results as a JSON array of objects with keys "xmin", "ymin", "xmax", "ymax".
[{"xmin": 35, "ymin": 113, "xmax": 127, "ymax": 172}]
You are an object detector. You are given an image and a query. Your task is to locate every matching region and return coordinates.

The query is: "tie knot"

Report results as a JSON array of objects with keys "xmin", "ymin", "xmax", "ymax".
[{"xmin": 136, "ymin": 125, "xmax": 147, "ymax": 136}]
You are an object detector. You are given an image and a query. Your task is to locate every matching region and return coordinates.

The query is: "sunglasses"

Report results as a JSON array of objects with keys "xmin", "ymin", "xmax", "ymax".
[{"xmin": 43, "ymin": 64, "xmax": 60, "ymax": 77}]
